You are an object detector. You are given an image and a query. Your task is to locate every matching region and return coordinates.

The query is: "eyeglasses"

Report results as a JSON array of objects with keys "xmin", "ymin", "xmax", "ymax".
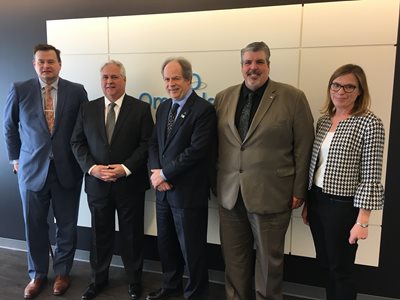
[{"xmin": 330, "ymin": 82, "xmax": 357, "ymax": 93}]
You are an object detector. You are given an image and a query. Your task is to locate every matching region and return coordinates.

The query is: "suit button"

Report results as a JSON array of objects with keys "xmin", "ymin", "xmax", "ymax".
[
  {"xmin": 239, "ymin": 170, "xmax": 243, "ymax": 173},
  {"xmin": 240, "ymin": 146, "xmax": 245, "ymax": 151}
]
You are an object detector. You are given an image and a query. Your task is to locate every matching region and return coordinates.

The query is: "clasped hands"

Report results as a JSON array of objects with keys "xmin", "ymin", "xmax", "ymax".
[
  {"xmin": 91, "ymin": 164, "xmax": 126, "ymax": 182},
  {"xmin": 150, "ymin": 169, "xmax": 173, "ymax": 192}
]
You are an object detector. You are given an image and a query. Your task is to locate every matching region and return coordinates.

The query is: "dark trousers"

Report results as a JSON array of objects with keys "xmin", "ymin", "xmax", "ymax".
[
  {"xmin": 19, "ymin": 161, "xmax": 81, "ymax": 280},
  {"xmin": 308, "ymin": 185, "xmax": 359, "ymax": 300},
  {"xmin": 87, "ymin": 186, "xmax": 145, "ymax": 285},
  {"xmin": 156, "ymin": 197, "xmax": 209, "ymax": 299}
]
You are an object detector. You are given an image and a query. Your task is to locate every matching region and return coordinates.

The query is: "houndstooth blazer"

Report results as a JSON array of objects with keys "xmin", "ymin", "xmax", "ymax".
[{"xmin": 308, "ymin": 111, "xmax": 384, "ymax": 210}]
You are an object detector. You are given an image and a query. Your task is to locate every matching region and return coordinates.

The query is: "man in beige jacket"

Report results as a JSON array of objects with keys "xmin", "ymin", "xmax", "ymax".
[{"xmin": 214, "ymin": 41, "xmax": 314, "ymax": 300}]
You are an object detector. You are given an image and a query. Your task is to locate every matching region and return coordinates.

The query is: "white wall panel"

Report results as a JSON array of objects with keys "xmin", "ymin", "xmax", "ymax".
[
  {"xmin": 109, "ymin": 6, "xmax": 302, "ymax": 53},
  {"xmin": 355, "ymin": 225, "xmax": 381, "ymax": 266},
  {"xmin": 291, "ymin": 217, "xmax": 316, "ymax": 258},
  {"xmin": 302, "ymin": 0, "xmax": 399, "ymax": 47},
  {"xmin": 47, "ymin": 18, "xmax": 109, "ymax": 54},
  {"xmin": 59, "ymin": 54, "xmax": 109, "ymax": 100}
]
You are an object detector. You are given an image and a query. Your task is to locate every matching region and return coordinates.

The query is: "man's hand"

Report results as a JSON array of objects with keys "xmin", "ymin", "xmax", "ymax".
[
  {"xmin": 150, "ymin": 169, "xmax": 164, "ymax": 188},
  {"xmin": 150, "ymin": 169, "xmax": 173, "ymax": 191},
  {"xmin": 90, "ymin": 164, "xmax": 126, "ymax": 182},
  {"xmin": 156, "ymin": 182, "xmax": 173, "ymax": 192},
  {"xmin": 291, "ymin": 196, "xmax": 304, "ymax": 209},
  {"xmin": 13, "ymin": 162, "xmax": 19, "ymax": 174}
]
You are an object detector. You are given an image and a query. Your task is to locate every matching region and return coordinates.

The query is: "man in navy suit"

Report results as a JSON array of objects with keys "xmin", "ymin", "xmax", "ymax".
[
  {"xmin": 3, "ymin": 44, "xmax": 88, "ymax": 299},
  {"xmin": 146, "ymin": 57, "xmax": 217, "ymax": 300},
  {"xmin": 71, "ymin": 60, "xmax": 154, "ymax": 300}
]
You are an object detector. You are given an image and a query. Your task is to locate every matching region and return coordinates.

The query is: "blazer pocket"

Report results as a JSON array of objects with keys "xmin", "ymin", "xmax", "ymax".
[{"xmin": 276, "ymin": 166, "xmax": 295, "ymax": 177}]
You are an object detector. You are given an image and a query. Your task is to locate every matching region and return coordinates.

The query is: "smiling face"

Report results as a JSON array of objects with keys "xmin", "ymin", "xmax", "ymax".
[
  {"xmin": 33, "ymin": 50, "xmax": 61, "ymax": 84},
  {"xmin": 163, "ymin": 60, "xmax": 192, "ymax": 100},
  {"xmin": 330, "ymin": 73, "xmax": 361, "ymax": 114},
  {"xmin": 101, "ymin": 63, "xmax": 126, "ymax": 102},
  {"xmin": 241, "ymin": 50, "xmax": 270, "ymax": 91}
]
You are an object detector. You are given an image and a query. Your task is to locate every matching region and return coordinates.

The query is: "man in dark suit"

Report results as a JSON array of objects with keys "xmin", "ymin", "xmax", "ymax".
[
  {"xmin": 146, "ymin": 57, "xmax": 216, "ymax": 300},
  {"xmin": 71, "ymin": 60, "xmax": 154, "ymax": 300},
  {"xmin": 214, "ymin": 41, "xmax": 314, "ymax": 300},
  {"xmin": 3, "ymin": 43, "xmax": 88, "ymax": 299}
]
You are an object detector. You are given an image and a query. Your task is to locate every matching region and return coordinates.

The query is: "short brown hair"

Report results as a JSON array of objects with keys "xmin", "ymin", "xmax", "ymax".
[{"xmin": 33, "ymin": 44, "xmax": 61, "ymax": 63}]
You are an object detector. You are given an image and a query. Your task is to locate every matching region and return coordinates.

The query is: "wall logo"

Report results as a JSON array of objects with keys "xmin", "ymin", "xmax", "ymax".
[{"xmin": 139, "ymin": 72, "xmax": 215, "ymax": 109}]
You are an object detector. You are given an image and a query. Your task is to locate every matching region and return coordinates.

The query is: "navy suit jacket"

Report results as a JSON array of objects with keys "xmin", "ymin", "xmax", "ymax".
[
  {"xmin": 148, "ymin": 91, "xmax": 217, "ymax": 208},
  {"xmin": 3, "ymin": 77, "xmax": 88, "ymax": 191},
  {"xmin": 71, "ymin": 94, "xmax": 154, "ymax": 197}
]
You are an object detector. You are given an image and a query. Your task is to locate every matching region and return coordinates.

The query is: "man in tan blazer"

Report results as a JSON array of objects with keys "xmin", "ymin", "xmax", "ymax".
[{"xmin": 214, "ymin": 41, "xmax": 314, "ymax": 300}]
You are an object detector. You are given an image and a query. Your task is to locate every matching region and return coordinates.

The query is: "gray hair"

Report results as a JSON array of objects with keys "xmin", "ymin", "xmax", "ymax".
[
  {"xmin": 161, "ymin": 57, "xmax": 192, "ymax": 81},
  {"xmin": 240, "ymin": 41, "xmax": 271, "ymax": 64},
  {"xmin": 100, "ymin": 59, "xmax": 126, "ymax": 79}
]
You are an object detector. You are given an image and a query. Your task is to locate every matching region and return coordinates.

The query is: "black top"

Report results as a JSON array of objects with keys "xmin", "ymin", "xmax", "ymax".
[{"xmin": 235, "ymin": 79, "xmax": 269, "ymax": 129}]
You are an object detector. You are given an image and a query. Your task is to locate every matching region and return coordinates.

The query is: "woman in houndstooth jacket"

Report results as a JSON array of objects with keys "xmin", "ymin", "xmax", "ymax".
[{"xmin": 302, "ymin": 64, "xmax": 385, "ymax": 300}]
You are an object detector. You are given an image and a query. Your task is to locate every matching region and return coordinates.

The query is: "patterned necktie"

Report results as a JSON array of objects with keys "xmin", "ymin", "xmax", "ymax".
[
  {"xmin": 238, "ymin": 92, "xmax": 254, "ymax": 141},
  {"xmin": 167, "ymin": 103, "xmax": 180, "ymax": 137},
  {"xmin": 106, "ymin": 102, "xmax": 116, "ymax": 143},
  {"xmin": 44, "ymin": 85, "xmax": 55, "ymax": 133}
]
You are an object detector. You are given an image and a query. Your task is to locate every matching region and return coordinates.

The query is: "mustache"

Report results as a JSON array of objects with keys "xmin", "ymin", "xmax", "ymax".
[{"xmin": 246, "ymin": 70, "xmax": 261, "ymax": 76}]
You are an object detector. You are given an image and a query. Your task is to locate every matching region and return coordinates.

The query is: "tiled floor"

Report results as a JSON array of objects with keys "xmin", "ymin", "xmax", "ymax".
[{"xmin": 0, "ymin": 247, "xmax": 308, "ymax": 300}]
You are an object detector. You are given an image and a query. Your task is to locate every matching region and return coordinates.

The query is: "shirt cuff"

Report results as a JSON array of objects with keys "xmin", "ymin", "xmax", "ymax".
[
  {"xmin": 160, "ymin": 170, "xmax": 167, "ymax": 181},
  {"xmin": 121, "ymin": 164, "xmax": 131, "ymax": 177},
  {"xmin": 88, "ymin": 165, "xmax": 96, "ymax": 175}
]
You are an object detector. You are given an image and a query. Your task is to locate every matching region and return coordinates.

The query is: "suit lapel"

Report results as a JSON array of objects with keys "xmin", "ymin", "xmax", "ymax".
[
  {"xmin": 53, "ymin": 78, "xmax": 66, "ymax": 135},
  {"xmin": 244, "ymin": 81, "xmax": 276, "ymax": 142},
  {"xmin": 226, "ymin": 86, "xmax": 241, "ymax": 143},
  {"xmin": 111, "ymin": 95, "xmax": 130, "ymax": 143},
  {"xmin": 31, "ymin": 79, "xmax": 49, "ymax": 134},
  {"xmin": 96, "ymin": 98, "xmax": 108, "ymax": 143},
  {"xmin": 163, "ymin": 94, "xmax": 193, "ymax": 150}
]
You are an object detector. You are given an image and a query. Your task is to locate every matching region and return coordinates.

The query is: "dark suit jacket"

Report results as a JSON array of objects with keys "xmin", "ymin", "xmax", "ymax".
[
  {"xmin": 71, "ymin": 94, "xmax": 154, "ymax": 197},
  {"xmin": 3, "ymin": 77, "xmax": 88, "ymax": 191},
  {"xmin": 148, "ymin": 91, "xmax": 217, "ymax": 208}
]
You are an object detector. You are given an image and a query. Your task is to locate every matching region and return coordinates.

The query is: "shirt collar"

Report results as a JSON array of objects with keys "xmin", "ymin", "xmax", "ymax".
[
  {"xmin": 171, "ymin": 89, "xmax": 192, "ymax": 107},
  {"xmin": 242, "ymin": 79, "xmax": 269, "ymax": 99},
  {"xmin": 39, "ymin": 78, "xmax": 59, "ymax": 90},
  {"xmin": 104, "ymin": 93, "xmax": 125, "ymax": 108}
]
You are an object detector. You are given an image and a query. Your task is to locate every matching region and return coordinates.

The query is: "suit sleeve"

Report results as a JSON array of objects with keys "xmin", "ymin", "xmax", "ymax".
[
  {"xmin": 122, "ymin": 104, "xmax": 154, "ymax": 172},
  {"xmin": 70, "ymin": 103, "xmax": 96, "ymax": 173},
  {"xmin": 292, "ymin": 91, "xmax": 314, "ymax": 198},
  {"xmin": 148, "ymin": 107, "xmax": 161, "ymax": 170},
  {"xmin": 3, "ymin": 83, "xmax": 21, "ymax": 161},
  {"xmin": 162, "ymin": 104, "xmax": 217, "ymax": 181}
]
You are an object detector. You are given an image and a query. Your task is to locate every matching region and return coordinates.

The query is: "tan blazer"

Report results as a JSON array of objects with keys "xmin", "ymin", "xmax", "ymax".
[{"xmin": 214, "ymin": 80, "xmax": 314, "ymax": 214}]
